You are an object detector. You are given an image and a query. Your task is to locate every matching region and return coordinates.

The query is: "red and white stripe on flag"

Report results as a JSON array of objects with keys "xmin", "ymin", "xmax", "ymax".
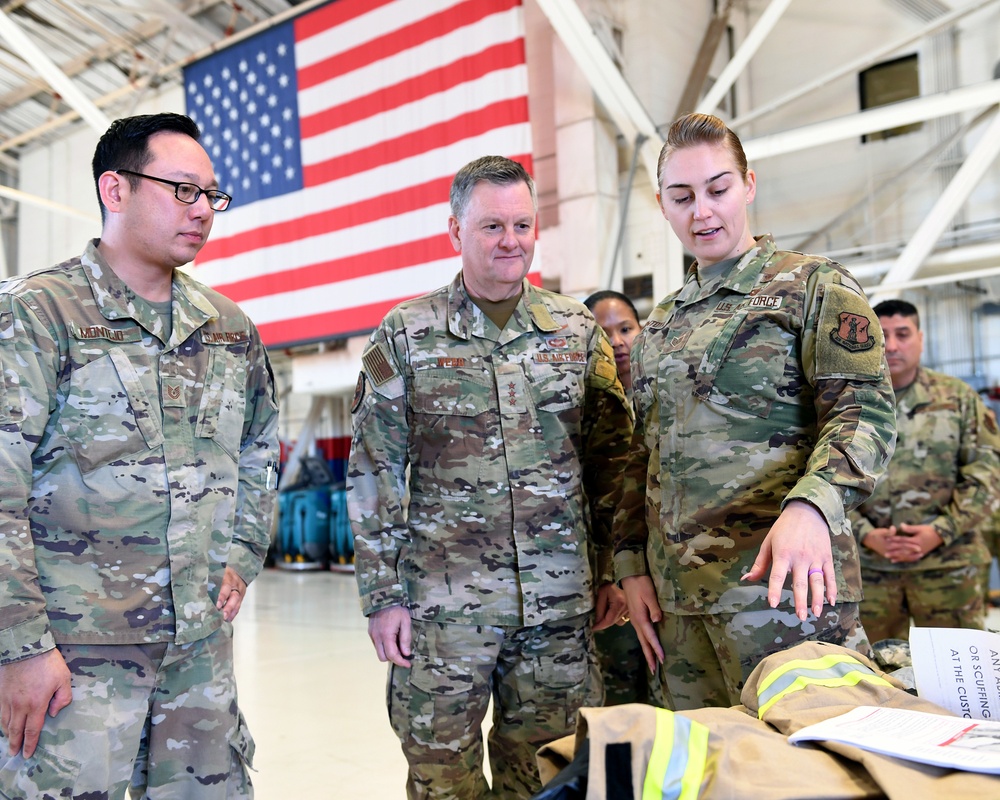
[{"xmin": 185, "ymin": 0, "xmax": 534, "ymax": 348}]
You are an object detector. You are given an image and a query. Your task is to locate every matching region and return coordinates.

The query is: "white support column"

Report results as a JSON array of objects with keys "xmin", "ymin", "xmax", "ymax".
[
  {"xmin": 695, "ymin": 0, "xmax": 794, "ymax": 116},
  {"xmin": 0, "ymin": 11, "xmax": 110, "ymax": 133},
  {"xmin": 870, "ymin": 107, "xmax": 1000, "ymax": 300}
]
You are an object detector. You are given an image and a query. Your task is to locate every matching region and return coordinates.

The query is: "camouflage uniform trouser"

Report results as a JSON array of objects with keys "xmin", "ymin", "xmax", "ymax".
[
  {"xmin": 649, "ymin": 603, "xmax": 870, "ymax": 711},
  {"xmin": 860, "ymin": 565, "xmax": 986, "ymax": 644},
  {"xmin": 387, "ymin": 614, "xmax": 602, "ymax": 800},
  {"xmin": 0, "ymin": 624, "xmax": 254, "ymax": 800},
  {"xmin": 594, "ymin": 621, "xmax": 647, "ymax": 705}
]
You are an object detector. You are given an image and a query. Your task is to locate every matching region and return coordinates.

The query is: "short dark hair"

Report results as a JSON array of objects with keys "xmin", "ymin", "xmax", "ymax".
[
  {"xmin": 873, "ymin": 298, "xmax": 920, "ymax": 329},
  {"xmin": 92, "ymin": 113, "xmax": 202, "ymax": 223},
  {"xmin": 583, "ymin": 290, "xmax": 640, "ymax": 324},
  {"xmin": 449, "ymin": 156, "xmax": 536, "ymax": 222}
]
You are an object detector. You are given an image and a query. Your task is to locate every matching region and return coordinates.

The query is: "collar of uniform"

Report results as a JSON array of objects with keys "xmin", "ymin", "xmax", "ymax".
[
  {"xmin": 676, "ymin": 233, "xmax": 777, "ymax": 306},
  {"xmin": 895, "ymin": 366, "xmax": 933, "ymax": 414},
  {"xmin": 446, "ymin": 274, "xmax": 558, "ymax": 339},
  {"xmin": 82, "ymin": 239, "xmax": 218, "ymax": 339}
]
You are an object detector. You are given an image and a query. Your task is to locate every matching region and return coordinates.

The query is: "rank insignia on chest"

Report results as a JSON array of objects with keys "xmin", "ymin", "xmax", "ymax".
[
  {"xmin": 162, "ymin": 377, "xmax": 185, "ymax": 407},
  {"xmin": 831, "ymin": 312, "xmax": 876, "ymax": 352}
]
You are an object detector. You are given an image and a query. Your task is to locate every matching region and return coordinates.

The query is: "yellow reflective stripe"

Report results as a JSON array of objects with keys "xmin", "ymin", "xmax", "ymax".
[
  {"xmin": 758, "ymin": 654, "xmax": 861, "ymax": 695},
  {"xmin": 643, "ymin": 708, "xmax": 709, "ymax": 800},
  {"xmin": 643, "ymin": 709, "xmax": 674, "ymax": 800},
  {"xmin": 680, "ymin": 719, "xmax": 709, "ymax": 799},
  {"xmin": 758, "ymin": 654, "xmax": 878, "ymax": 709},
  {"xmin": 756, "ymin": 654, "xmax": 892, "ymax": 718}
]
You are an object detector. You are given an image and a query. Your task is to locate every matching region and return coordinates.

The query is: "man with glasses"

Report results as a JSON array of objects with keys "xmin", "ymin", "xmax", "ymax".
[{"xmin": 0, "ymin": 112, "xmax": 277, "ymax": 798}]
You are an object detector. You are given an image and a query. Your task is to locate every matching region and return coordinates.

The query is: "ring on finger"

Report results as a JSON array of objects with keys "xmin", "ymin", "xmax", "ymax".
[{"xmin": 807, "ymin": 568, "xmax": 823, "ymax": 578}]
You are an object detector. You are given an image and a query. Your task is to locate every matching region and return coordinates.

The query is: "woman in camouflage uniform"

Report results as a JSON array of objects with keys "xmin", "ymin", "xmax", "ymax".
[
  {"xmin": 612, "ymin": 113, "xmax": 897, "ymax": 710},
  {"xmin": 584, "ymin": 290, "xmax": 647, "ymax": 705}
]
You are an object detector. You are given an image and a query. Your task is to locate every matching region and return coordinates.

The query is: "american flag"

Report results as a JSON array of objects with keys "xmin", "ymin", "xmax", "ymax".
[{"xmin": 184, "ymin": 0, "xmax": 533, "ymax": 348}]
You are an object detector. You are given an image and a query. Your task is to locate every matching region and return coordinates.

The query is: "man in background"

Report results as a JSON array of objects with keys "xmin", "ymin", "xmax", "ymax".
[
  {"xmin": 0, "ymin": 112, "xmax": 278, "ymax": 797},
  {"xmin": 851, "ymin": 299, "xmax": 1000, "ymax": 642},
  {"xmin": 348, "ymin": 156, "xmax": 632, "ymax": 799}
]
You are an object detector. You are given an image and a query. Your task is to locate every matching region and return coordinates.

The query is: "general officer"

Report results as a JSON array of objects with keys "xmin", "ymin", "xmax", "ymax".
[
  {"xmin": 0, "ymin": 113, "xmax": 278, "ymax": 796},
  {"xmin": 348, "ymin": 155, "xmax": 632, "ymax": 799},
  {"xmin": 614, "ymin": 113, "xmax": 897, "ymax": 711},
  {"xmin": 851, "ymin": 299, "xmax": 1000, "ymax": 641}
]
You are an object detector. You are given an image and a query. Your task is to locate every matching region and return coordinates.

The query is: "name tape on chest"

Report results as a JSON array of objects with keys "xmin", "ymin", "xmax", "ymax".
[
  {"xmin": 202, "ymin": 330, "xmax": 250, "ymax": 345},
  {"xmin": 74, "ymin": 324, "xmax": 141, "ymax": 343}
]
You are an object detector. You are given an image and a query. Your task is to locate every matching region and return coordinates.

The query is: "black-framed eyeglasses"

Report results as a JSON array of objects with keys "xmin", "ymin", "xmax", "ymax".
[{"xmin": 116, "ymin": 169, "xmax": 233, "ymax": 212}]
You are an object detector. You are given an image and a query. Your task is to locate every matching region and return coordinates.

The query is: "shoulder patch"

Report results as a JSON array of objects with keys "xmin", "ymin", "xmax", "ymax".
[
  {"xmin": 362, "ymin": 341, "xmax": 396, "ymax": 386},
  {"xmin": 830, "ymin": 311, "xmax": 875, "ymax": 352},
  {"xmin": 351, "ymin": 371, "xmax": 366, "ymax": 413},
  {"xmin": 985, "ymin": 408, "xmax": 998, "ymax": 437},
  {"xmin": 816, "ymin": 283, "xmax": 883, "ymax": 380},
  {"xmin": 594, "ymin": 358, "xmax": 618, "ymax": 383}
]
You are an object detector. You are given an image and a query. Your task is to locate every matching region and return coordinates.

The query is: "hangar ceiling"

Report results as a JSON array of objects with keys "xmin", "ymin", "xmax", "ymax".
[{"xmin": 0, "ymin": 0, "xmax": 303, "ymax": 166}]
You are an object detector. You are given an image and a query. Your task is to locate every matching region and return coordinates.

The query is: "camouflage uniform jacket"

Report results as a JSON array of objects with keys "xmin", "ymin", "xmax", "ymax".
[
  {"xmin": 613, "ymin": 235, "xmax": 896, "ymax": 614},
  {"xmin": 851, "ymin": 367, "xmax": 1000, "ymax": 573},
  {"xmin": 348, "ymin": 274, "xmax": 632, "ymax": 627},
  {"xmin": 0, "ymin": 240, "xmax": 279, "ymax": 664}
]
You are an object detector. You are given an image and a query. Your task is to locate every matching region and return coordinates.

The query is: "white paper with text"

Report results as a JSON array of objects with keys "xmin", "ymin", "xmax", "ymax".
[
  {"xmin": 910, "ymin": 627, "xmax": 1000, "ymax": 721},
  {"xmin": 789, "ymin": 705, "xmax": 1000, "ymax": 774}
]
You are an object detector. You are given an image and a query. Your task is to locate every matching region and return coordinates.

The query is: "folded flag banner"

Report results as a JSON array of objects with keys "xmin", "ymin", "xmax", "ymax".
[{"xmin": 184, "ymin": 0, "xmax": 533, "ymax": 348}]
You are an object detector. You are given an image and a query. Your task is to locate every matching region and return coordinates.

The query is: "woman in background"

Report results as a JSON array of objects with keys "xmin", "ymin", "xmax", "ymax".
[{"xmin": 584, "ymin": 289, "xmax": 646, "ymax": 704}]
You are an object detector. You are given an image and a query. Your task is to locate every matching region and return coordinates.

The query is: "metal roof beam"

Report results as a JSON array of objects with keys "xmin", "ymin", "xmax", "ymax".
[
  {"xmin": 0, "ymin": 182, "xmax": 100, "ymax": 223},
  {"xmin": 0, "ymin": 9, "xmax": 109, "ymax": 132},
  {"xmin": 674, "ymin": 0, "xmax": 732, "ymax": 117},
  {"xmin": 870, "ymin": 106, "xmax": 1000, "ymax": 299},
  {"xmin": 731, "ymin": 0, "xmax": 999, "ymax": 129},
  {"xmin": 742, "ymin": 79, "xmax": 1000, "ymax": 160},
  {"xmin": 0, "ymin": 0, "xmax": 330, "ymax": 153},
  {"xmin": 695, "ymin": 0, "xmax": 793, "ymax": 116}
]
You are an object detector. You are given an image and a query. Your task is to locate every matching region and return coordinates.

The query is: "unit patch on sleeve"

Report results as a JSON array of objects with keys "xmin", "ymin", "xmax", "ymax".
[
  {"xmin": 351, "ymin": 372, "xmax": 366, "ymax": 413},
  {"xmin": 830, "ymin": 311, "xmax": 875, "ymax": 352},
  {"xmin": 816, "ymin": 282, "xmax": 884, "ymax": 380}
]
